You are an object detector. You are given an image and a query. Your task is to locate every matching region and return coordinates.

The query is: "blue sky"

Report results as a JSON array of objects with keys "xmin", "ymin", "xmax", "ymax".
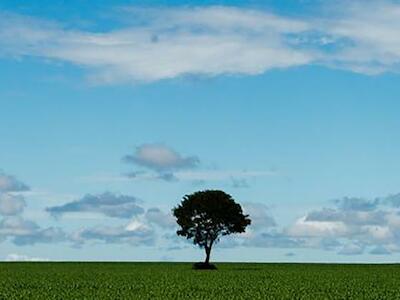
[{"xmin": 1, "ymin": 0, "xmax": 400, "ymax": 262}]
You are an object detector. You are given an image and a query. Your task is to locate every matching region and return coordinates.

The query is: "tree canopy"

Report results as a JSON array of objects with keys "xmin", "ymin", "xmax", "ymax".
[{"xmin": 172, "ymin": 190, "xmax": 251, "ymax": 265}]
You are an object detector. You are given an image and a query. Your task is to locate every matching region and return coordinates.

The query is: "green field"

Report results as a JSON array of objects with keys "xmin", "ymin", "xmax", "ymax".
[{"xmin": 0, "ymin": 262, "xmax": 399, "ymax": 299}]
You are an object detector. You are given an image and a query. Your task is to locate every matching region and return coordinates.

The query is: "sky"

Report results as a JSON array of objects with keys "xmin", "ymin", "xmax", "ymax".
[{"xmin": 1, "ymin": 0, "xmax": 400, "ymax": 262}]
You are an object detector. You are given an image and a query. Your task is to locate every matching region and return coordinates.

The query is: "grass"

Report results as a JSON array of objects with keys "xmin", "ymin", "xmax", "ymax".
[{"xmin": 0, "ymin": 262, "xmax": 399, "ymax": 299}]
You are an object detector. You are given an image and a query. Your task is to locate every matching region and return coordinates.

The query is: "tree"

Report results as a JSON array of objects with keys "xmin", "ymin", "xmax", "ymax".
[{"xmin": 172, "ymin": 190, "xmax": 251, "ymax": 266}]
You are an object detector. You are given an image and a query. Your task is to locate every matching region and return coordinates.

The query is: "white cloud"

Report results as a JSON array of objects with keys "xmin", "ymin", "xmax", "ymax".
[
  {"xmin": 125, "ymin": 219, "xmax": 150, "ymax": 232},
  {"xmin": 287, "ymin": 216, "xmax": 348, "ymax": 238},
  {"xmin": 279, "ymin": 193, "xmax": 400, "ymax": 255},
  {"xmin": 210, "ymin": 193, "xmax": 400, "ymax": 254},
  {"xmin": 0, "ymin": 172, "xmax": 29, "ymax": 192},
  {"xmin": 363, "ymin": 225, "xmax": 393, "ymax": 241},
  {"xmin": 121, "ymin": 143, "xmax": 275, "ymax": 184},
  {"xmin": 0, "ymin": 171, "xmax": 67, "ymax": 246},
  {"xmin": 0, "ymin": 193, "xmax": 26, "ymax": 216},
  {"xmin": 123, "ymin": 144, "xmax": 199, "ymax": 172},
  {"xmin": 385, "ymin": 212, "xmax": 400, "ymax": 228},
  {"xmin": 0, "ymin": 3, "xmax": 399, "ymax": 82},
  {"xmin": 0, "ymin": 6, "xmax": 311, "ymax": 83},
  {"xmin": 120, "ymin": 6, "xmax": 309, "ymax": 33},
  {"xmin": 71, "ymin": 221, "xmax": 155, "ymax": 246},
  {"xmin": 242, "ymin": 202, "xmax": 276, "ymax": 230},
  {"xmin": 317, "ymin": 1, "xmax": 400, "ymax": 74},
  {"xmin": 5, "ymin": 253, "xmax": 49, "ymax": 262},
  {"xmin": 145, "ymin": 208, "xmax": 176, "ymax": 229},
  {"xmin": 0, "ymin": 217, "xmax": 37, "ymax": 236},
  {"xmin": 0, "ymin": 216, "xmax": 65, "ymax": 245},
  {"xmin": 67, "ymin": 207, "xmax": 176, "ymax": 247},
  {"xmin": 2, "ymin": 3, "xmax": 400, "ymax": 84}
]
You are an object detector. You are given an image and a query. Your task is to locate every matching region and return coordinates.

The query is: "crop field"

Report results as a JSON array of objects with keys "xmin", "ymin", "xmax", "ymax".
[{"xmin": 0, "ymin": 262, "xmax": 399, "ymax": 299}]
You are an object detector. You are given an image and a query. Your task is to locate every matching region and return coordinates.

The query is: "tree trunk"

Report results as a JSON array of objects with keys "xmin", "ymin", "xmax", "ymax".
[{"xmin": 204, "ymin": 246, "xmax": 211, "ymax": 265}]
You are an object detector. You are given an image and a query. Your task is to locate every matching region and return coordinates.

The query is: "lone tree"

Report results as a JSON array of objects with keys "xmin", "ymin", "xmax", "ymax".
[{"xmin": 173, "ymin": 190, "xmax": 251, "ymax": 267}]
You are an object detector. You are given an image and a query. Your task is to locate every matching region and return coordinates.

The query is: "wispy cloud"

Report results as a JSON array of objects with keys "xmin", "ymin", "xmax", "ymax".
[
  {"xmin": 174, "ymin": 170, "xmax": 275, "ymax": 181},
  {"xmin": 4, "ymin": 3, "xmax": 400, "ymax": 84},
  {"xmin": 81, "ymin": 169, "xmax": 275, "ymax": 185},
  {"xmin": 315, "ymin": 1, "xmax": 400, "ymax": 74},
  {"xmin": 0, "ymin": 6, "xmax": 366, "ymax": 83},
  {"xmin": 120, "ymin": 143, "xmax": 275, "ymax": 184},
  {"xmin": 0, "ymin": 7, "xmax": 312, "ymax": 83}
]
